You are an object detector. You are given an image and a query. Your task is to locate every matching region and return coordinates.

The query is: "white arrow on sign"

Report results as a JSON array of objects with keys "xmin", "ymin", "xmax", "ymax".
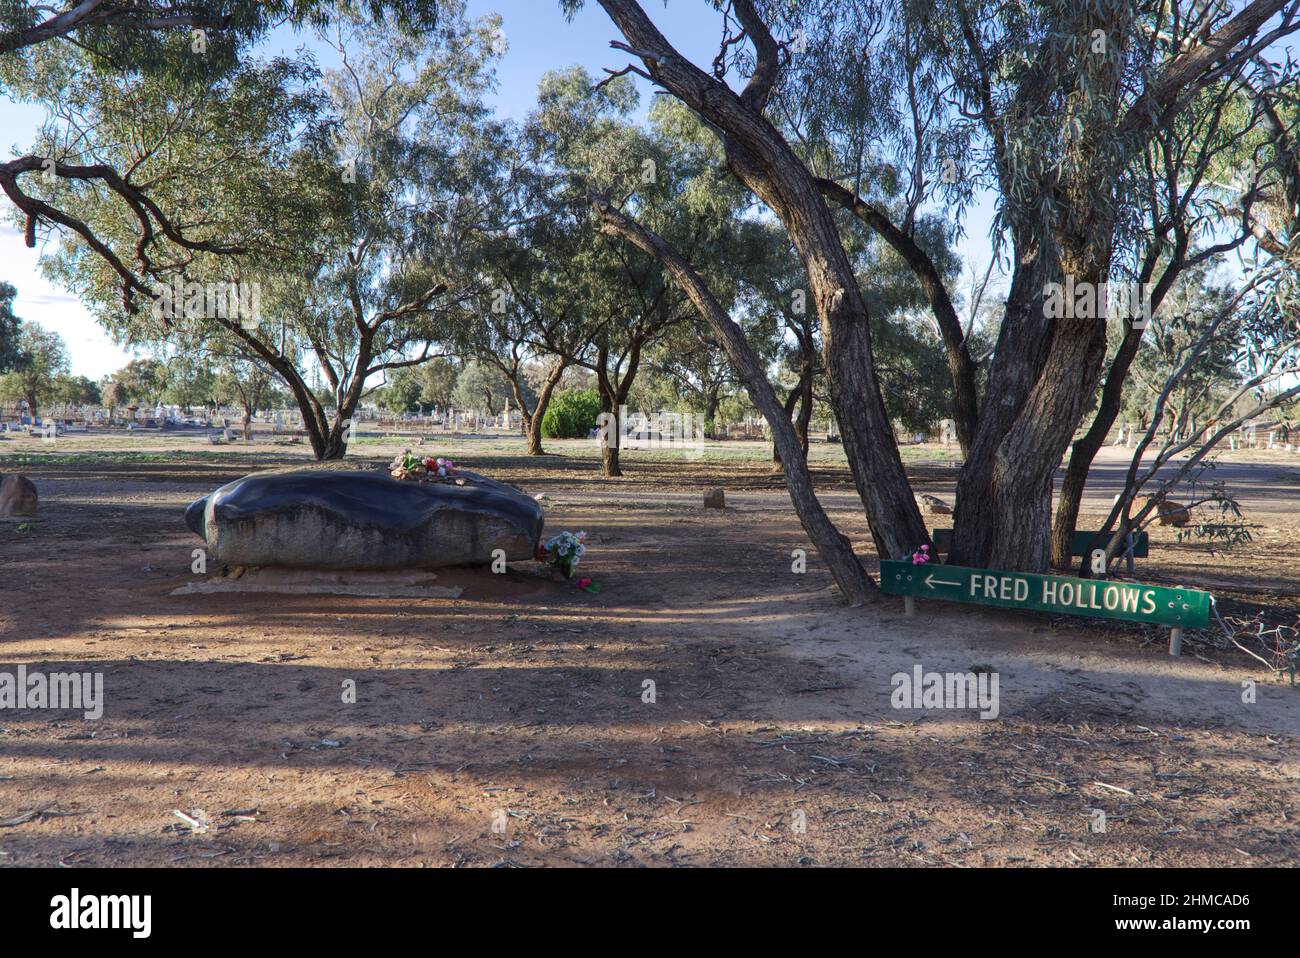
[{"xmin": 924, "ymin": 573, "xmax": 961, "ymax": 589}]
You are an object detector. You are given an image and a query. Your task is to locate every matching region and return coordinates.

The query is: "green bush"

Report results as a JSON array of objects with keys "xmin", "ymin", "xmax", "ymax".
[{"xmin": 541, "ymin": 389, "xmax": 602, "ymax": 439}]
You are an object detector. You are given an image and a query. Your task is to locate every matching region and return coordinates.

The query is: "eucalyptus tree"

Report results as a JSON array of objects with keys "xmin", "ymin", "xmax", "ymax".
[
  {"xmin": 511, "ymin": 69, "xmax": 753, "ymax": 476},
  {"xmin": 644, "ymin": 323, "xmax": 743, "ymax": 439},
  {"xmin": 50, "ymin": 374, "xmax": 100, "ymax": 410},
  {"xmin": 212, "ymin": 353, "xmax": 274, "ymax": 439},
  {"xmin": 375, "ymin": 366, "xmax": 426, "ymax": 414},
  {"xmin": 573, "ymin": 0, "xmax": 1300, "ymax": 601},
  {"xmin": 1093, "ymin": 261, "xmax": 1300, "ymax": 569},
  {"xmin": 589, "ymin": 85, "xmax": 766, "ymax": 476},
  {"xmin": 412, "ymin": 357, "xmax": 459, "ymax": 410},
  {"xmin": 1118, "ymin": 267, "xmax": 1245, "ymax": 441},
  {"xmin": 0, "ymin": 1, "xmax": 439, "ymax": 57},
  {"xmin": 161, "ymin": 352, "xmax": 215, "ymax": 414},
  {"xmin": 460, "ymin": 120, "xmax": 593, "ymax": 456},
  {"xmin": 721, "ymin": 222, "xmax": 819, "ymax": 461},
  {"xmin": 0, "ymin": 283, "xmax": 23, "ymax": 372},
  {"xmin": 1049, "ymin": 63, "xmax": 1299, "ymax": 564},
  {"xmin": 451, "ymin": 360, "xmax": 514, "ymax": 418},
  {"xmin": 739, "ymin": 213, "xmax": 960, "ymax": 466},
  {"xmin": 0, "ymin": 322, "xmax": 68, "ymax": 419},
  {"xmin": 243, "ymin": 5, "xmax": 505, "ymax": 458},
  {"xmin": 110, "ymin": 357, "xmax": 166, "ymax": 410},
  {"xmin": 520, "ymin": 68, "xmax": 686, "ymax": 476},
  {"xmin": 0, "ymin": 2, "xmax": 441, "ymax": 363},
  {"xmin": 25, "ymin": 2, "xmax": 508, "ymax": 458}
]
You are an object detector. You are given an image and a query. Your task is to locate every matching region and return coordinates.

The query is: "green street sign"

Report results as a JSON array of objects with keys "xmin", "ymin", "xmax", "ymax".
[{"xmin": 880, "ymin": 560, "xmax": 1211, "ymax": 628}]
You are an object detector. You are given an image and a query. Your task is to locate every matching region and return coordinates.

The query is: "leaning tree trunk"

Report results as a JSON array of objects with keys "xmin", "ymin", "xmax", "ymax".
[
  {"xmin": 722, "ymin": 141, "xmax": 926, "ymax": 558},
  {"xmin": 592, "ymin": 197, "xmax": 879, "ymax": 604},
  {"xmin": 593, "ymin": 0, "xmax": 927, "ymax": 561}
]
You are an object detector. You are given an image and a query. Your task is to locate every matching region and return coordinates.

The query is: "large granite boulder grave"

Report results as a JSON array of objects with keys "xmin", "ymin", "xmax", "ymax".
[{"xmin": 185, "ymin": 464, "xmax": 543, "ymax": 570}]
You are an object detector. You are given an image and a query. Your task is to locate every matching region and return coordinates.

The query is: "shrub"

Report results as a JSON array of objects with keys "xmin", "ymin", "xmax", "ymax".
[{"xmin": 542, "ymin": 389, "xmax": 602, "ymax": 439}]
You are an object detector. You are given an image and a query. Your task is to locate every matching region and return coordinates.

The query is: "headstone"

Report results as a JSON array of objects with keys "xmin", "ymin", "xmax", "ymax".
[{"xmin": 703, "ymin": 488, "xmax": 725, "ymax": 509}]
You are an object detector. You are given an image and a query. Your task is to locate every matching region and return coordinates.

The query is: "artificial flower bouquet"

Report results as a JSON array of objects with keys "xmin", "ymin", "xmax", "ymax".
[
  {"xmin": 537, "ymin": 530, "xmax": 586, "ymax": 578},
  {"xmin": 389, "ymin": 449, "xmax": 460, "ymax": 482}
]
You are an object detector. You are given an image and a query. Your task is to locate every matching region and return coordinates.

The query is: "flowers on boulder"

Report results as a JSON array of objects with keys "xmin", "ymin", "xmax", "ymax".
[
  {"xmin": 389, "ymin": 450, "xmax": 459, "ymax": 482},
  {"xmin": 425, "ymin": 455, "xmax": 457, "ymax": 478}
]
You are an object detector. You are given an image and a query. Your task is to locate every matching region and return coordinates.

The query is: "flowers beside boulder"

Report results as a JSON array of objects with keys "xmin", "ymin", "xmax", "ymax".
[
  {"xmin": 390, "ymin": 450, "xmax": 460, "ymax": 482},
  {"xmin": 537, "ymin": 530, "xmax": 599, "ymax": 592},
  {"xmin": 538, "ymin": 530, "xmax": 586, "ymax": 576}
]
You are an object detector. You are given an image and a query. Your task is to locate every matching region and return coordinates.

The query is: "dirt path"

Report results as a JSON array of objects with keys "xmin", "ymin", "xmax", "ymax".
[{"xmin": 0, "ymin": 439, "xmax": 1296, "ymax": 866}]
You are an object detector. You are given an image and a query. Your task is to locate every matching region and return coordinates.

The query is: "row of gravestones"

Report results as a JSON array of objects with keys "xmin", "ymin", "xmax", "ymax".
[{"xmin": 1109, "ymin": 423, "xmax": 1295, "ymax": 451}]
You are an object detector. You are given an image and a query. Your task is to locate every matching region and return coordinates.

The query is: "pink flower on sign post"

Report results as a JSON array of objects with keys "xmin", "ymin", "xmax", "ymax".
[{"xmin": 911, "ymin": 544, "xmax": 931, "ymax": 565}]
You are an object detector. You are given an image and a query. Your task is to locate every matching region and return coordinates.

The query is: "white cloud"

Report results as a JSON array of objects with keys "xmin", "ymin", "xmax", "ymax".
[{"xmin": 0, "ymin": 230, "xmax": 133, "ymax": 379}]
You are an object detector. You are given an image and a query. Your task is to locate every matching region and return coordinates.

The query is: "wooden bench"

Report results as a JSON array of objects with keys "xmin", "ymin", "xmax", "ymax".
[{"xmin": 931, "ymin": 528, "xmax": 1148, "ymax": 571}]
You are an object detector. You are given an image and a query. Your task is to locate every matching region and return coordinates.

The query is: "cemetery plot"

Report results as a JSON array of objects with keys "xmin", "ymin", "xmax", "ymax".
[{"xmin": 0, "ymin": 437, "xmax": 1295, "ymax": 869}]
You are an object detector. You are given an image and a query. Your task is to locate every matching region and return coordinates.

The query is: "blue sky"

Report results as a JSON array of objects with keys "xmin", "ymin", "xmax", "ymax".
[{"xmin": 0, "ymin": 0, "xmax": 996, "ymax": 378}]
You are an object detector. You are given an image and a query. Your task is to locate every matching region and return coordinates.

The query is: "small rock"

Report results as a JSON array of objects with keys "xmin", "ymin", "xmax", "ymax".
[
  {"xmin": 703, "ymin": 488, "xmax": 725, "ymax": 509},
  {"xmin": 0, "ymin": 475, "xmax": 37, "ymax": 517},
  {"xmin": 920, "ymin": 494, "xmax": 952, "ymax": 515}
]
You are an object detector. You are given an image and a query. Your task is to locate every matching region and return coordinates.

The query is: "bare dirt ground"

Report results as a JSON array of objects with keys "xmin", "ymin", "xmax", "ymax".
[{"xmin": 0, "ymin": 429, "xmax": 1297, "ymax": 867}]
